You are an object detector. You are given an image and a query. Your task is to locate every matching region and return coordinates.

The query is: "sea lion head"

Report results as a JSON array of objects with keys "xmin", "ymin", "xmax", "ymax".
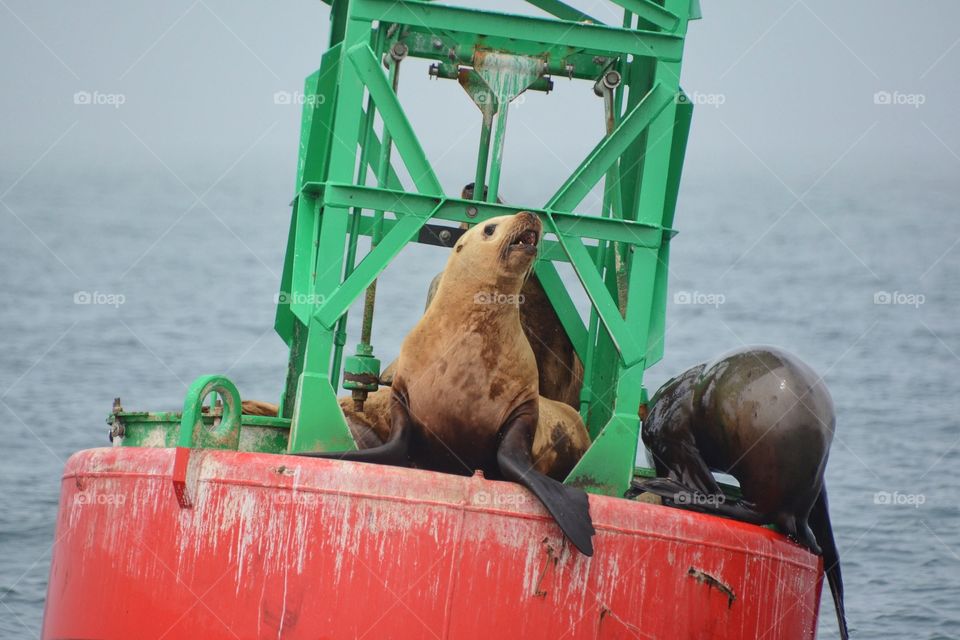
[{"xmin": 448, "ymin": 211, "xmax": 542, "ymax": 288}]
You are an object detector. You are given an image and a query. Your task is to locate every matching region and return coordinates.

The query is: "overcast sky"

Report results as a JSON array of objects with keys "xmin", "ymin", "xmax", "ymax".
[{"xmin": 1, "ymin": 0, "xmax": 958, "ymax": 199}]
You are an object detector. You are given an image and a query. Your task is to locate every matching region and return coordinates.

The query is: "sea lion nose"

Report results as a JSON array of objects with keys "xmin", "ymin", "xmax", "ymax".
[{"xmin": 515, "ymin": 211, "xmax": 541, "ymax": 230}]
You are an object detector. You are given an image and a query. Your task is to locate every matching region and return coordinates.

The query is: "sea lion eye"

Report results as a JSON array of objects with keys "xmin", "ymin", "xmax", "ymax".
[{"xmin": 483, "ymin": 224, "xmax": 497, "ymax": 237}]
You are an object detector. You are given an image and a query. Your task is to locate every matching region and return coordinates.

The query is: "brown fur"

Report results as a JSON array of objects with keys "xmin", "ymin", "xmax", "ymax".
[
  {"xmin": 392, "ymin": 212, "xmax": 589, "ymax": 479},
  {"xmin": 533, "ymin": 397, "xmax": 591, "ymax": 480}
]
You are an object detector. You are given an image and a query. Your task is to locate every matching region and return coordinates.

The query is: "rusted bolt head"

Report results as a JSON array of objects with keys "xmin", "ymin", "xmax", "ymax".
[
  {"xmin": 466, "ymin": 205, "xmax": 478, "ymax": 218},
  {"xmin": 390, "ymin": 42, "xmax": 408, "ymax": 61}
]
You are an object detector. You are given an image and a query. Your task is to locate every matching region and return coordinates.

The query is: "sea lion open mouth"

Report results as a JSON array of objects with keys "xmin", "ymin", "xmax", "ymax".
[{"xmin": 508, "ymin": 228, "xmax": 539, "ymax": 253}]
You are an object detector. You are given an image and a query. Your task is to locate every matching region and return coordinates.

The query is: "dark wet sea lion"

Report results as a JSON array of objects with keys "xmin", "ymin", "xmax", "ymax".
[
  {"xmin": 298, "ymin": 212, "xmax": 595, "ymax": 555},
  {"xmin": 635, "ymin": 346, "xmax": 848, "ymax": 639}
]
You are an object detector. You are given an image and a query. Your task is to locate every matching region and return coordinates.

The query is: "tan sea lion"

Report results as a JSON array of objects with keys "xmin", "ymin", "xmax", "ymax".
[
  {"xmin": 298, "ymin": 212, "xmax": 595, "ymax": 555},
  {"xmin": 634, "ymin": 346, "xmax": 848, "ymax": 639},
  {"xmin": 381, "ymin": 183, "xmax": 583, "ymax": 407}
]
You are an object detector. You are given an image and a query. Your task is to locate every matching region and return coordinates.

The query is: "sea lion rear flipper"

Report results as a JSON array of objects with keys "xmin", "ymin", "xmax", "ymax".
[
  {"xmin": 810, "ymin": 488, "xmax": 849, "ymax": 640},
  {"xmin": 497, "ymin": 415, "xmax": 595, "ymax": 556},
  {"xmin": 295, "ymin": 394, "xmax": 411, "ymax": 467}
]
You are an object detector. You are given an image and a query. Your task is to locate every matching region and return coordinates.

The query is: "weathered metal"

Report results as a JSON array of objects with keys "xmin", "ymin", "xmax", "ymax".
[
  {"xmin": 268, "ymin": 0, "xmax": 699, "ymax": 497},
  {"xmin": 43, "ymin": 448, "xmax": 823, "ymax": 640}
]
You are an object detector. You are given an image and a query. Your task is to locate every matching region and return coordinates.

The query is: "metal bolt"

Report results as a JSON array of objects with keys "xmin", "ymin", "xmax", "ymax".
[
  {"xmin": 439, "ymin": 229, "xmax": 452, "ymax": 244},
  {"xmin": 603, "ymin": 70, "xmax": 621, "ymax": 89},
  {"xmin": 432, "ymin": 38, "xmax": 443, "ymax": 49},
  {"xmin": 390, "ymin": 42, "xmax": 408, "ymax": 61},
  {"xmin": 466, "ymin": 206, "xmax": 478, "ymax": 219},
  {"xmin": 593, "ymin": 56, "xmax": 608, "ymax": 65}
]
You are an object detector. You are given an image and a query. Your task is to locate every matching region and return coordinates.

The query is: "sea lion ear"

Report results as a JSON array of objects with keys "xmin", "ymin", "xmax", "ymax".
[{"xmin": 455, "ymin": 242, "xmax": 465, "ymax": 253}]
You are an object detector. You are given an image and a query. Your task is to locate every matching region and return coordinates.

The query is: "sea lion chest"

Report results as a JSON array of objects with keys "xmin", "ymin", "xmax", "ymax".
[{"xmin": 395, "ymin": 312, "xmax": 538, "ymax": 475}]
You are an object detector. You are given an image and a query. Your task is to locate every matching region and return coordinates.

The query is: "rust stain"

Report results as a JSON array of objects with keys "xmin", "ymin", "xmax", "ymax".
[
  {"xmin": 532, "ymin": 538, "xmax": 558, "ymax": 598},
  {"xmin": 688, "ymin": 566, "xmax": 736, "ymax": 609}
]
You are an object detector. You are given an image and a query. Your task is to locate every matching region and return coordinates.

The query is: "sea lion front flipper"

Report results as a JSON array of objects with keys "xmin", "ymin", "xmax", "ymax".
[
  {"xmin": 496, "ymin": 411, "xmax": 595, "ymax": 556},
  {"xmin": 295, "ymin": 393, "xmax": 411, "ymax": 467},
  {"xmin": 630, "ymin": 477, "xmax": 768, "ymax": 525}
]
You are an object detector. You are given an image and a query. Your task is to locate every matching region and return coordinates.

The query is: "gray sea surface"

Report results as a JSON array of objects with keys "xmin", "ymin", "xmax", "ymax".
[{"xmin": 0, "ymin": 167, "xmax": 958, "ymax": 639}]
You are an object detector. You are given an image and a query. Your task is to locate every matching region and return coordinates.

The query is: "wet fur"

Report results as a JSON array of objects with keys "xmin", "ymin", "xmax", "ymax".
[{"xmin": 638, "ymin": 346, "xmax": 848, "ymax": 639}]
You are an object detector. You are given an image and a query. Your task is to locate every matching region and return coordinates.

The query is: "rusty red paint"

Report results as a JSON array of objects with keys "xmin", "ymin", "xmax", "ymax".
[{"xmin": 43, "ymin": 448, "xmax": 824, "ymax": 639}]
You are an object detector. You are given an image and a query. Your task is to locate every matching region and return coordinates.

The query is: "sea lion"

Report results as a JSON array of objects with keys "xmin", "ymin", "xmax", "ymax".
[
  {"xmin": 393, "ymin": 182, "xmax": 583, "ymax": 407},
  {"xmin": 634, "ymin": 346, "xmax": 848, "ymax": 639},
  {"xmin": 298, "ymin": 212, "xmax": 595, "ymax": 555},
  {"xmin": 335, "ymin": 388, "xmax": 589, "ymax": 481}
]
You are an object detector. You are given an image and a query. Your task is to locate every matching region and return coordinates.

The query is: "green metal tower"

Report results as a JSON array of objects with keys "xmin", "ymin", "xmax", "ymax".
[{"xmin": 273, "ymin": 0, "xmax": 700, "ymax": 497}]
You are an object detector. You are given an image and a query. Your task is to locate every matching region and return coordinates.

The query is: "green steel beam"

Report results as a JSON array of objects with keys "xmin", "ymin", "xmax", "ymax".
[
  {"xmin": 346, "ymin": 43, "xmax": 443, "ymax": 196},
  {"xmin": 524, "ymin": 0, "xmax": 598, "ymax": 25},
  {"xmin": 547, "ymin": 82, "xmax": 673, "ymax": 213},
  {"xmin": 314, "ymin": 205, "xmax": 440, "ymax": 329},
  {"xmin": 544, "ymin": 214, "xmax": 643, "ymax": 366},
  {"xmin": 608, "ymin": 0, "xmax": 680, "ymax": 32},
  {"xmin": 311, "ymin": 184, "xmax": 666, "ymax": 246},
  {"xmin": 351, "ymin": 0, "xmax": 684, "ymax": 61},
  {"xmin": 348, "ymin": 213, "xmax": 598, "ymax": 264}
]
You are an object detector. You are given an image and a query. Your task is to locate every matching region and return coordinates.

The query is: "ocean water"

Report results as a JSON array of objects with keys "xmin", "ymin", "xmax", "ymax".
[{"xmin": 1, "ymin": 167, "xmax": 958, "ymax": 639}]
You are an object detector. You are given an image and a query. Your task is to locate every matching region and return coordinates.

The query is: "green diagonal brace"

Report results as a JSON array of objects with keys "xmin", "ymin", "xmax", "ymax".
[
  {"xmin": 543, "ymin": 213, "xmax": 643, "ymax": 366},
  {"xmin": 352, "ymin": 0, "xmax": 684, "ymax": 61},
  {"xmin": 314, "ymin": 204, "xmax": 440, "ymax": 329},
  {"xmin": 524, "ymin": 0, "xmax": 598, "ymax": 24},
  {"xmin": 346, "ymin": 43, "xmax": 442, "ymax": 196},
  {"xmin": 609, "ymin": 0, "xmax": 680, "ymax": 32},
  {"xmin": 313, "ymin": 184, "xmax": 664, "ymax": 246},
  {"xmin": 547, "ymin": 82, "xmax": 673, "ymax": 212}
]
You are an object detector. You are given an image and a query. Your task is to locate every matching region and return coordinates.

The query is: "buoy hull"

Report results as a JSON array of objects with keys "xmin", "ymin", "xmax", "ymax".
[{"xmin": 43, "ymin": 448, "xmax": 822, "ymax": 639}]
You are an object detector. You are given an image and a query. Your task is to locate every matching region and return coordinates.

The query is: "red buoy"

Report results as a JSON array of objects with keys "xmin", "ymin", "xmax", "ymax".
[{"xmin": 43, "ymin": 447, "xmax": 822, "ymax": 639}]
